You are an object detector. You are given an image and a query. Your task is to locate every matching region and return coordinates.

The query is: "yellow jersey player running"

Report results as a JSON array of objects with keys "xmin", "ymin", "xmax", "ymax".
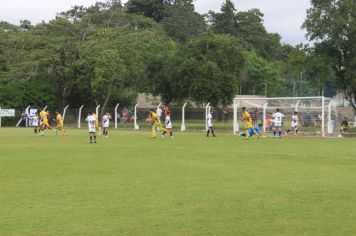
[
  {"xmin": 39, "ymin": 109, "xmax": 55, "ymax": 135},
  {"xmin": 241, "ymin": 107, "xmax": 259, "ymax": 139},
  {"xmin": 147, "ymin": 109, "xmax": 166, "ymax": 139},
  {"xmin": 55, "ymin": 111, "xmax": 66, "ymax": 136}
]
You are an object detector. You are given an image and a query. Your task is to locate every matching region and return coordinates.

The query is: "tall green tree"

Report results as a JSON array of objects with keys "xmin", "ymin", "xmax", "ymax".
[
  {"xmin": 208, "ymin": 0, "xmax": 236, "ymax": 35},
  {"xmin": 209, "ymin": 1, "xmax": 283, "ymax": 60},
  {"xmin": 125, "ymin": 0, "xmax": 171, "ymax": 22},
  {"xmin": 150, "ymin": 33, "xmax": 245, "ymax": 106},
  {"xmin": 162, "ymin": 0, "xmax": 206, "ymax": 43},
  {"xmin": 303, "ymin": 0, "xmax": 356, "ymax": 114},
  {"xmin": 242, "ymin": 51, "xmax": 283, "ymax": 97}
]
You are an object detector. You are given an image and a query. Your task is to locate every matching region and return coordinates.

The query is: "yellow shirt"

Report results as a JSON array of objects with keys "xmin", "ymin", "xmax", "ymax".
[
  {"xmin": 243, "ymin": 111, "xmax": 253, "ymax": 128},
  {"xmin": 40, "ymin": 111, "xmax": 48, "ymax": 122},
  {"xmin": 150, "ymin": 112, "xmax": 158, "ymax": 120},
  {"xmin": 149, "ymin": 112, "xmax": 161, "ymax": 126},
  {"xmin": 243, "ymin": 111, "xmax": 252, "ymax": 123},
  {"xmin": 56, "ymin": 114, "xmax": 63, "ymax": 126}
]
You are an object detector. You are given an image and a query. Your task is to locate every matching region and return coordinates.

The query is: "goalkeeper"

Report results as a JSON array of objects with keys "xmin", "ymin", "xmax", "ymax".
[{"xmin": 240, "ymin": 124, "xmax": 263, "ymax": 138}]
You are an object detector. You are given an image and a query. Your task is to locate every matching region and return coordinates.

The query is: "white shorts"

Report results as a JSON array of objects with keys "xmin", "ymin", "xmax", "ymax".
[
  {"xmin": 166, "ymin": 124, "xmax": 172, "ymax": 129},
  {"xmin": 274, "ymin": 123, "xmax": 282, "ymax": 128},
  {"xmin": 102, "ymin": 125, "xmax": 109, "ymax": 128},
  {"xmin": 291, "ymin": 122, "xmax": 298, "ymax": 128},
  {"xmin": 89, "ymin": 127, "xmax": 96, "ymax": 133}
]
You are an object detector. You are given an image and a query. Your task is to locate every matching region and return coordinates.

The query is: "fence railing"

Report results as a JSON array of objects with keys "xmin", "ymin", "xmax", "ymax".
[{"xmin": 2, "ymin": 105, "xmax": 234, "ymax": 132}]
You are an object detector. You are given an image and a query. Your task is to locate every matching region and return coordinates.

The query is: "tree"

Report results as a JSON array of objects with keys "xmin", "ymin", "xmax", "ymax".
[
  {"xmin": 242, "ymin": 51, "xmax": 283, "ymax": 97},
  {"xmin": 209, "ymin": 1, "xmax": 283, "ymax": 60},
  {"xmin": 303, "ymin": 0, "xmax": 356, "ymax": 114},
  {"xmin": 208, "ymin": 0, "xmax": 237, "ymax": 35},
  {"xmin": 83, "ymin": 29, "xmax": 175, "ymax": 114},
  {"xmin": 161, "ymin": 0, "xmax": 206, "ymax": 43},
  {"xmin": 151, "ymin": 33, "xmax": 245, "ymax": 106},
  {"xmin": 125, "ymin": 0, "xmax": 171, "ymax": 22}
]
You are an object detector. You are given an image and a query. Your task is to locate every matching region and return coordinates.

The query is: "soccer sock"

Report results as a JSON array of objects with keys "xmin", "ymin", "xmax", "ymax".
[
  {"xmin": 94, "ymin": 135, "xmax": 97, "ymax": 142},
  {"xmin": 162, "ymin": 131, "xmax": 167, "ymax": 136},
  {"xmin": 279, "ymin": 131, "xmax": 282, "ymax": 137},
  {"xmin": 287, "ymin": 129, "xmax": 291, "ymax": 133},
  {"xmin": 273, "ymin": 131, "xmax": 276, "ymax": 136},
  {"xmin": 295, "ymin": 128, "xmax": 298, "ymax": 134},
  {"xmin": 90, "ymin": 136, "xmax": 93, "ymax": 142},
  {"xmin": 207, "ymin": 130, "xmax": 210, "ymax": 136},
  {"xmin": 170, "ymin": 132, "xmax": 173, "ymax": 137},
  {"xmin": 211, "ymin": 129, "xmax": 216, "ymax": 136}
]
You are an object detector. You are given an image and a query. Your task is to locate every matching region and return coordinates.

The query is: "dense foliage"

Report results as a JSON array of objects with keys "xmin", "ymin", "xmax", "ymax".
[{"xmin": 0, "ymin": 0, "xmax": 347, "ymax": 111}]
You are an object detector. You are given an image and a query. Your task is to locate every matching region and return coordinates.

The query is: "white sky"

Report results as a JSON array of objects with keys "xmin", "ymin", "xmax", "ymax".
[{"xmin": 0, "ymin": 0, "xmax": 311, "ymax": 45}]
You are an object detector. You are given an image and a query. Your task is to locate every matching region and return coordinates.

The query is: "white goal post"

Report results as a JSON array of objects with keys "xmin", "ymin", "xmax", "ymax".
[{"xmin": 233, "ymin": 96, "xmax": 339, "ymax": 137}]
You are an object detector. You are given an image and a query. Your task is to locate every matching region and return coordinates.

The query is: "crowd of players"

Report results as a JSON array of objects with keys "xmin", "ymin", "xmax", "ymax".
[
  {"xmin": 238, "ymin": 107, "xmax": 298, "ymax": 139},
  {"xmin": 30, "ymin": 105, "xmax": 351, "ymax": 143}
]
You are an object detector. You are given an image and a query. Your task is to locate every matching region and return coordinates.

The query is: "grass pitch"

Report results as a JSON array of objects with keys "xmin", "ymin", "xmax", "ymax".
[{"xmin": 0, "ymin": 128, "xmax": 355, "ymax": 236}]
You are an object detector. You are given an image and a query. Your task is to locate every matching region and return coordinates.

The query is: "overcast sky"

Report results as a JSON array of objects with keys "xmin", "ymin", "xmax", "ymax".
[{"xmin": 0, "ymin": 0, "xmax": 311, "ymax": 45}]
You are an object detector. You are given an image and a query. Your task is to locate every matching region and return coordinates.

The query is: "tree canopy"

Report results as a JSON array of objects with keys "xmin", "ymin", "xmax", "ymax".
[{"xmin": 0, "ymin": 0, "xmax": 348, "ymax": 111}]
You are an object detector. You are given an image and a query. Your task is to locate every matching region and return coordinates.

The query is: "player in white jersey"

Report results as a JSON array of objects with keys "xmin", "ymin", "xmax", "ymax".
[
  {"xmin": 206, "ymin": 110, "xmax": 216, "ymax": 137},
  {"xmin": 272, "ymin": 109, "xmax": 284, "ymax": 138},
  {"xmin": 287, "ymin": 111, "xmax": 299, "ymax": 135},
  {"xmin": 156, "ymin": 106, "xmax": 163, "ymax": 131},
  {"xmin": 102, "ymin": 112, "xmax": 112, "ymax": 138},
  {"xmin": 86, "ymin": 112, "xmax": 97, "ymax": 143},
  {"xmin": 161, "ymin": 111, "xmax": 174, "ymax": 139},
  {"xmin": 33, "ymin": 112, "xmax": 39, "ymax": 134}
]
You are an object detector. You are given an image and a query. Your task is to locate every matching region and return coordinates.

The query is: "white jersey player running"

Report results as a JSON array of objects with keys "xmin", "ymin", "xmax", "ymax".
[
  {"xmin": 287, "ymin": 111, "xmax": 299, "ymax": 135},
  {"xmin": 86, "ymin": 112, "xmax": 97, "ymax": 144},
  {"xmin": 102, "ymin": 113, "xmax": 112, "ymax": 138},
  {"xmin": 161, "ymin": 111, "xmax": 174, "ymax": 139},
  {"xmin": 272, "ymin": 109, "xmax": 284, "ymax": 138}
]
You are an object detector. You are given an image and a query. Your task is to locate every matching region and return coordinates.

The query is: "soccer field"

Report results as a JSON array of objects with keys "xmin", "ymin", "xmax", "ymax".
[{"xmin": 0, "ymin": 128, "xmax": 355, "ymax": 235}]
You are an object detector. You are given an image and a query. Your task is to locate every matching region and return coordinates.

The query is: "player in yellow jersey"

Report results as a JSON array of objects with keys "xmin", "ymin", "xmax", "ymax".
[
  {"xmin": 55, "ymin": 111, "xmax": 66, "ymax": 136},
  {"xmin": 147, "ymin": 109, "xmax": 166, "ymax": 139},
  {"xmin": 39, "ymin": 109, "xmax": 55, "ymax": 135},
  {"xmin": 241, "ymin": 107, "xmax": 259, "ymax": 138}
]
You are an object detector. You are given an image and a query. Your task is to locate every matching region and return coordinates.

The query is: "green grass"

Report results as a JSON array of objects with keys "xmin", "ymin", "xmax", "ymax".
[{"xmin": 0, "ymin": 128, "xmax": 356, "ymax": 236}]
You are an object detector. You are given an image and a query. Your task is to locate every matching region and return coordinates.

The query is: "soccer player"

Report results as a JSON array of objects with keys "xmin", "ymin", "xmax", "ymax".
[
  {"xmin": 206, "ymin": 110, "xmax": 216, "ymax": 137},
  {"xmin": 148, "ymin": 109, "xmax": 166, "ymax": 139},
  {"xmin": 102, "ymin": 112, "xmax": 112, "ymax": 138},
  {"xmin": 33, "ymin": 112, "xmax": 39, "ymax": 134},
  {"xmin": 241, "ymin": 107, "xmax": 253, "ymax": 137},
  {"xmin": 339, "ymin": 117, "xmax": 348, "ymax": 137},
  {"xmin": 156, "ymin": 106, "xmax": 163, "ymax": 131},
  {"xmin": 163, "ymin": 105, "xmax": 170, "ymax": 118},
  {"xmin": 240, "ymin": 124, "xmax": 263, "ymax": 138},
  {"xmin": 86, "ymin": 112, "xmax": 97, "ymax": 143},
  {"xmin": 287, "ymin": 111, "xmax": 299, "ymax": 135},
  {"xmin": 39, "ymin": 109, "xmax": 55, "ymax": 135},
  {"xmin": 272, "ymin": 108, "xmax": 285, "ymax": 138},
  {"xmin": 55, "ymin": 111, "xmax": 66, "ymax": 136},
  {"xmin": 161, "ymin": 111, "xmax": 174, "ymax": 139}
]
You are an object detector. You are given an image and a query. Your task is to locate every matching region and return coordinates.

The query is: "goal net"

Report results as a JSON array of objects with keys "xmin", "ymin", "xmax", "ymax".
[{"xmin": 233, "ymin": 96, "xmax": 339, "ymax": 137}]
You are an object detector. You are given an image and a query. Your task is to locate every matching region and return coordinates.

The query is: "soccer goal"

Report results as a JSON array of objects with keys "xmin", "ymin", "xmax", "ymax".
[{"xmin": 233, "ymin": 96, "xmax": 339, "ymax": 137}]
